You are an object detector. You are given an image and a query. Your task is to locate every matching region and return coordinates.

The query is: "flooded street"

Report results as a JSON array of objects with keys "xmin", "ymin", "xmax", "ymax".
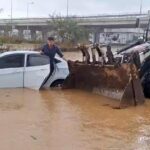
[
  {"xmin": 0, "ymin": 88, "xmax": 150, "ymax": 150},
  {"xmin": 0, "ymin": 51, "xmax": 149, "ymax": 150}
]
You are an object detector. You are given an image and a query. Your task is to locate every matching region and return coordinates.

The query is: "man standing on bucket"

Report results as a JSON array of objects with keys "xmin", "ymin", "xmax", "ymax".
[{"xmin": 41, "ymin": 37, "xmax": 66, "ymax": 75}]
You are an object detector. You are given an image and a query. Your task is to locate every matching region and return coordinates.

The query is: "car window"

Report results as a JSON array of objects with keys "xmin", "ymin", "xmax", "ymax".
[
  {"xmin": 27, "ymin": 54, "xmax": 50, "ymax": 67},
  {"xmin": 0, "ymin": 54, "xmax": 25, "ymax": 69}
]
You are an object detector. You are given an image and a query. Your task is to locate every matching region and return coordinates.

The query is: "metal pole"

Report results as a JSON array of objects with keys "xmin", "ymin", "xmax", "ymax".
[
  {"xmin": 27, "ymin": 3, "xmax": 29, "ymax": 30},
  {"xmin": 138, "ymin": 0, "xmax": 143, "ymax": 36},
  {"xmin": 140, "ymin": 0, "xmax": 143, "ymax": 14},
  {"xmin": 11, "ymin": 0, "xmax": 13, "ymax": 34},
  {"xmin": 67, "ymin": 0, "xmax": 69, "ymax": 18},
  {"xmin": 145, "ymin": 11, "xmax": 150, "ymax": 41},
  {"xmin": 27, "ymin": 2, "xmax": 34, "ymax": 30}
]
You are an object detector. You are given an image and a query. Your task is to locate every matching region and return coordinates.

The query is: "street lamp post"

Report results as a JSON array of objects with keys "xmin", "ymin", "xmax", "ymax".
[
  {"xmin": 67, "ymin": 0, "xmax": 69, "ymax": 18},
  {"xmin": 140, "ymin": 0, "xmax": 143, "ymax": 14},
  {"xmin": 11, "ymin": 0, "xmax": 13, "ymax": 34},
  {"xmin": 138, "ymin": 0, "xmax": 143, "ymax": 35},
  {"xmin": 27, "ymin": 2, "xmax": 34, "ymax": 30}
]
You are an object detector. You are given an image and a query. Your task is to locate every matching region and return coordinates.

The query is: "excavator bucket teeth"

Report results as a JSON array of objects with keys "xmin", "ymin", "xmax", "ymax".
[
  {"xmin": 120, "ymin": 79, "xmax": 145, "ymax": 108},
  {"xmin": 63, "ymin": 61, "xmax": 145, "ymax": 108}
]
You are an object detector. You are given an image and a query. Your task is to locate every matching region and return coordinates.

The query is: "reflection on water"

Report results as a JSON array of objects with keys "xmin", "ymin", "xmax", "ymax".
[{"xmin": 0, "ymin": 88, "xmax": 150, "ymax": 150}]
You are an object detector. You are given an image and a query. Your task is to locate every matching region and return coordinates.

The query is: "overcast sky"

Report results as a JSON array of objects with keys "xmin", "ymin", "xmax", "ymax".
[{"xmin": 0, "ymin": 0, "xmax": 150, "ymax": 18}]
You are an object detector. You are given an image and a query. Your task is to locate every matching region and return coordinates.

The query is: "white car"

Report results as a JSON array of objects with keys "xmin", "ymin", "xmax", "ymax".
[{"xmin": 0, "ymin": 51, "xmax": 69, "ymax": 90}]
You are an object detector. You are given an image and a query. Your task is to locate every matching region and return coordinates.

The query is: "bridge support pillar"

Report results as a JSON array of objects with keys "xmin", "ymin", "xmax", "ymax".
[
  {"xmin": 31, "ymin": 30, "xmax": 37, "ymax": 41},
  {"xmin": 36, "ymin": 31, "xmax": 43, "ymax": 41},
  {"xmin": 3, "ymin": 29, "xmax": 10, "ymax": 37},
  {"xmin": 94, "ymin": 32, "xmax": 100, "ymax": 43},
  {"xmin": 42, "ymin": 30, "xmax": 48, "ymax": 41},
  {"xmin": 0, "ymin": 30, "xmax": 4, "ymax": 36},
  {"xmin": 18, "ymin": 29, "xmax": 24, "ymax": 39}
]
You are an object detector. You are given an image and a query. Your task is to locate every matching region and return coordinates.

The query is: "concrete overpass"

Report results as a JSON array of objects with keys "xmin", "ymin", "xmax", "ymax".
[{"xmin": 0, "ymin": 12, "xmax": 149, "ymax": 42}]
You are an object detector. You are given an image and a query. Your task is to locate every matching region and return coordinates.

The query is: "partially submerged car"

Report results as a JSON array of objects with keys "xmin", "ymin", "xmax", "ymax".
[{"xmin": 0, "ymin": 51, "xmax": 69, "ymax": 90}]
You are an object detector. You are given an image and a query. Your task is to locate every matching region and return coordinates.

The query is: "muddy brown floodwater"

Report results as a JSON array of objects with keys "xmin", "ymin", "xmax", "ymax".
[
  {"xmin": 0, "ymin": 89, "xmax": 150, "ymax": 150},
  {"xmin": 0, "ymin": 52, "xmax": 150, "ymax": 150}
]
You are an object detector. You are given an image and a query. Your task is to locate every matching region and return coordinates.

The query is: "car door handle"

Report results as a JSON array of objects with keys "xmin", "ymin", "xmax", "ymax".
[
  {"xmin": 11, "ymin": 71, "xmax": 21, "ymax": 74},
  {"xmin": 40, "ymin": 69, "xmax": 47, "ymax": 71}
]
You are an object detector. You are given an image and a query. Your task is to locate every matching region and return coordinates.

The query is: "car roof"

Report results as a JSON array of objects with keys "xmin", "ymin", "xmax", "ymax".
[{"xmin": 0, "ymin": 50, "xmax": 39, "ymax": 57}]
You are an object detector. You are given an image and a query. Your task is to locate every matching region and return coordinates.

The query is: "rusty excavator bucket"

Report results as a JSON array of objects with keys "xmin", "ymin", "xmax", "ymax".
[{"xmin": 63, "ymin": 44, "xmax": 145, "ymax": 108}]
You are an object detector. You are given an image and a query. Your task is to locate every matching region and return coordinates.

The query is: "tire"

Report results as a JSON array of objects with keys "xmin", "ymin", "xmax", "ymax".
[
  {"xmin": 50, "ymin": 79, "xmax": 65, "ymax": 88},
  {"xmin": 142, "ymin": 72, "xmax": 150, "ymax": 98}
]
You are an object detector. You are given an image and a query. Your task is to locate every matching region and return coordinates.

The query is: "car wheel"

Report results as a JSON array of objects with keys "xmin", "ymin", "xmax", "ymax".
[
  {"xmin": 142, "ymin": 71, "xmax": 150, "ymax": 98},
  {"xmin": 50, "ymin": 79, "xmax": 65, "ymax": 88}
]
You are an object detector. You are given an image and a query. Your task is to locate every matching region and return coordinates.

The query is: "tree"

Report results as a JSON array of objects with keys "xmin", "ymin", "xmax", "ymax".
[{"xmin": 48, "ymin": 15, "xmax": 89, "ymax": 44}]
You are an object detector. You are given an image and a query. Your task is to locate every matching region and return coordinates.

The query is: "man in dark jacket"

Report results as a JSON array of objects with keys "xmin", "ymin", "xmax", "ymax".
[{"xmin": 42, "ymin": 37, "xmax": 65, "ymax": 75}]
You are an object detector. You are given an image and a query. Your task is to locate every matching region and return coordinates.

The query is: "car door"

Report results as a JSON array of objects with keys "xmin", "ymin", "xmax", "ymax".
[
  {"xmin": 0, "ymin": 54, "xmax": 25, "ymax": 88},
  {"xmin": 24, "ymin": 54, "xmax": 50, "ymax": 90}
]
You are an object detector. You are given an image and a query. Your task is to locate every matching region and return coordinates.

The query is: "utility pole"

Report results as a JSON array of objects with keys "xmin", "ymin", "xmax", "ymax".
[
  {"xmin": 140, "ymin": 0, "xmax": 143, "ymax": 14},
  {"xmin": 11, "ymin": 0, "xmax": 13, "ymax": 33},
  {"xmin": 138, "ymin": 0, "xmax": 143, "ymax": 36},
  {"xmin": 27, "ymin": 2, "xmax": 34, "ymax": 30},
  {"xmin": 67, "ymin": 0, "xmax": 69, "ymax": 18}
]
